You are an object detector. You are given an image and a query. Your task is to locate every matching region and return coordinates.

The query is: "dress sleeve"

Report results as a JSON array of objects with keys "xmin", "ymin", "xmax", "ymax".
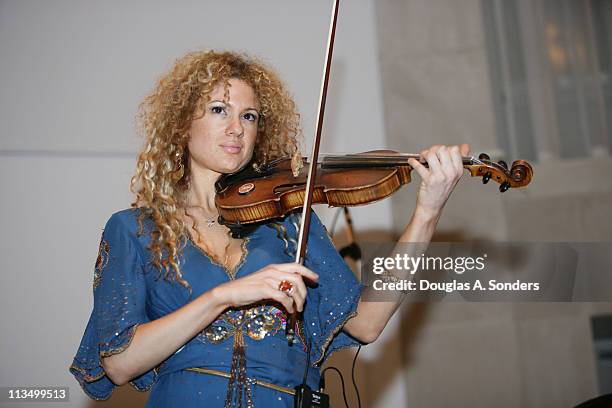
[
  {"xmin": 302, "ymin": 212, "xmax": 364, "ymax": 367},
  {"xmin": 69, "ymin": 213, "xmax": 156, "ymax": 400}
]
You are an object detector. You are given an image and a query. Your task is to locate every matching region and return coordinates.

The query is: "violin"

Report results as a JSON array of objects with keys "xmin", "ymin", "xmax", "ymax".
[{"xmin": 215, "ymin": 150, "xmax": 533, "ymax": 238}]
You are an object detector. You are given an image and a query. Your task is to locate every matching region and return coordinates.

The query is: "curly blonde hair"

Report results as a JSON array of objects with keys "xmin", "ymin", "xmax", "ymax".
[{"xmin": 130, "ymin": 50, "xmax": 302, "ymax": 291}]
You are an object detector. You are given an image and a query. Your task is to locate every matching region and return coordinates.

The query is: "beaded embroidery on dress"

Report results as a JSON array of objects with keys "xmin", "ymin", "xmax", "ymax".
[
  {"xmin": 93, "ymin": 238, "xmax": 110, "ymax": 290},
  {"xmin": 197, "ymin": 304, "xmax": 306, "ymax": 407}
]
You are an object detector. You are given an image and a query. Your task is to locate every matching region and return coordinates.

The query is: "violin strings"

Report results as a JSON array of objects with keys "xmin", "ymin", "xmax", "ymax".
[{"xmin": 319, "ymin": 154, "xmax": 478, "ymax": 168}]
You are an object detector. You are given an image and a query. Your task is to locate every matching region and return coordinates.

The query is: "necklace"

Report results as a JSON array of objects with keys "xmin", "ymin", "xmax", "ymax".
[
  {"xmin": 205, "ymin": 215, "xmax": 217, "ymax": 228},
  {"xmin": 185, "ymin": 205, "xmax": 217, "ymax": 228}
]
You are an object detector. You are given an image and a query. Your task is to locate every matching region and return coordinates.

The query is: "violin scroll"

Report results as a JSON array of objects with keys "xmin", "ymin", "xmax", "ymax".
[{"xmin": 467, "ymin": 153, "xmax": 533, "ymax": 193}]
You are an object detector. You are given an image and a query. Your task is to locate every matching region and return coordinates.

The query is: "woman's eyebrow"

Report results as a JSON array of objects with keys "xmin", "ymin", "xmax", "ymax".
[{"xmin": 208, "ymin": 99, "xmax": 259, "ymax": 112}]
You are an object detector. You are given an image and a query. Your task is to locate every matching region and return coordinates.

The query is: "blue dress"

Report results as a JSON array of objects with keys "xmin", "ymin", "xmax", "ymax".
[{"xmin": 69, "ymin": 208, "xmax": 362, "ymax": 407}]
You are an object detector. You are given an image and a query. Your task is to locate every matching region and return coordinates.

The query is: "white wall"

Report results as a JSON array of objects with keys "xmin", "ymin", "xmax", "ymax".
[{"xmin": 0, "ymin": 1, "xmax": 394, "ymax": 407}]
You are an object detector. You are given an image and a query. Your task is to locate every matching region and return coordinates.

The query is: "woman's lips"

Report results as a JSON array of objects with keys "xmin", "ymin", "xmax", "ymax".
[{"xmin": 221, "ymin": 144, "xmax": 242, "ymax": 154}]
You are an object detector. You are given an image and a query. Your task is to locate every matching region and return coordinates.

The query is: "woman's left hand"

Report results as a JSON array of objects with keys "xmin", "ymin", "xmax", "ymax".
[{"xmin": 407, "ymin": 144, "xmax": 470, "ymax": 221}]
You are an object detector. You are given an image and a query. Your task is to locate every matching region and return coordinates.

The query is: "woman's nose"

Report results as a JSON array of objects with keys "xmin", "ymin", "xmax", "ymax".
[{"xmin": 226, "ymin": 114, "xmax": 244, "ymax": 137}]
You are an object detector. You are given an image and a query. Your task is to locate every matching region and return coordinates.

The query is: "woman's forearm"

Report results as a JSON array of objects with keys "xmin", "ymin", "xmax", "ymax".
[
  {"xmin": 101, "ymin": 286, "xmax": 229, "ymax": 385},
  {"xmin": 342, "ymin": 208, "xmax": 440, "ymax": 343}
]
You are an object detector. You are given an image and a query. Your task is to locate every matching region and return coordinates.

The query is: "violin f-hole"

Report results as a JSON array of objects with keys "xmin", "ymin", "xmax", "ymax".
[{"xmin": 273, "ymin": 183, "xmax": 307, "ymax": 195}]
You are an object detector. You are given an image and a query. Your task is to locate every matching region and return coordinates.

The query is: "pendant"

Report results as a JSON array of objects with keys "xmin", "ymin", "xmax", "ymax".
[{"xmin": 206, "ymin": 216, "xmax": 216, "ymax": 227}]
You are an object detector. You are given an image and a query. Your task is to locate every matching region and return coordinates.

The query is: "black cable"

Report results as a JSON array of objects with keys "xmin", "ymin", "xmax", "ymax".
[
  {"xmin": 351, "ymin": 346, "xmax": 362, "ymax": 408},
  {"xmin": 320, "ymin": 366, "xmax": 350, "ymax": 408}
]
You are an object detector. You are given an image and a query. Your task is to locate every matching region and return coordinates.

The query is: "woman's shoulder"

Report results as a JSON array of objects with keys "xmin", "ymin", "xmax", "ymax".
[{"xmin": 103, "ymin": 208, "xmax": 154, "ymax": 240}]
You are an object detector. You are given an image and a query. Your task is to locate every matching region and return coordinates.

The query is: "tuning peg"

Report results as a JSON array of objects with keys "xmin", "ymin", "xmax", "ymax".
[
  {"xmin": 478, "ymin": 153, "xmax": 490, "ymax": 161},
  {"xmin": 498, "ymin": 160, "xmax": 508, "ymax": 170},
  {"xmin": 482, "ymin": 172, "xmax": 492, "ymax": 184},
  {"xmin": 499, "ymin": 182, "xmax": 510, "ymax": 192}
]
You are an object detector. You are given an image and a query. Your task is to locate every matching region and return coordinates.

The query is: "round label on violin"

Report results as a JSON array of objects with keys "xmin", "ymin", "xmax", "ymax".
[{"xmin": 238, "ymin": 182, "xmax": 255, "ymax": 195}]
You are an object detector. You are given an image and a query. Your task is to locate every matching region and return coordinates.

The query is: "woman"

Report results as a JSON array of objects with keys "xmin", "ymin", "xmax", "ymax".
[{"xmin": 69, "ymin": 50, "xmax": 469, "ymax": 407}]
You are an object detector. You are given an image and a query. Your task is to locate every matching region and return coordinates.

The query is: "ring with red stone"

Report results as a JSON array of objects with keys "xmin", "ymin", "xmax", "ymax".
[{"xmin": 278, "ymin": 280, "xmax": 294, "ymax": 296}]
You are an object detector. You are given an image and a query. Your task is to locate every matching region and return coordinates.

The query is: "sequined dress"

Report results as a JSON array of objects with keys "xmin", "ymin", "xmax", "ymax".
[{"xmin": 69, "ymin": 208, "xmax": 362, "ymax": 407}]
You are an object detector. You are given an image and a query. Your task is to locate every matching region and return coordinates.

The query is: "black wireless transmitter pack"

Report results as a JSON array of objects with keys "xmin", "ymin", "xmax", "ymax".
[{"xmin": 294, "ymin": 384, "xmax": 330, "ymax": 408}]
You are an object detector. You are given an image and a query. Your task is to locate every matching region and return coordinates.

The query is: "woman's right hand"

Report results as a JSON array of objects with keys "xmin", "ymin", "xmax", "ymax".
[{"xmin": 213, "ymin": 263, "xmax": 319, "ymax": 313}]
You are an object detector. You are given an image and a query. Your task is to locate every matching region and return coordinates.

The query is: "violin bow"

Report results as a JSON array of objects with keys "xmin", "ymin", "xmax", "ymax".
[{"xmin": 287, "ymin": 0, "xmax": 340, "ymax": 344}]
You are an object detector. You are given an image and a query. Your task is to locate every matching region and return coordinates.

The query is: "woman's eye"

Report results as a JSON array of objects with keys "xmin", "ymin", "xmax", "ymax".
[
  {"xmin": 243, "ymin": 112, "xmax": 258, "ymax": 122},
  {"xmin": 211, "ymin": 106, "xmax": 225, "ymax": 114}
]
